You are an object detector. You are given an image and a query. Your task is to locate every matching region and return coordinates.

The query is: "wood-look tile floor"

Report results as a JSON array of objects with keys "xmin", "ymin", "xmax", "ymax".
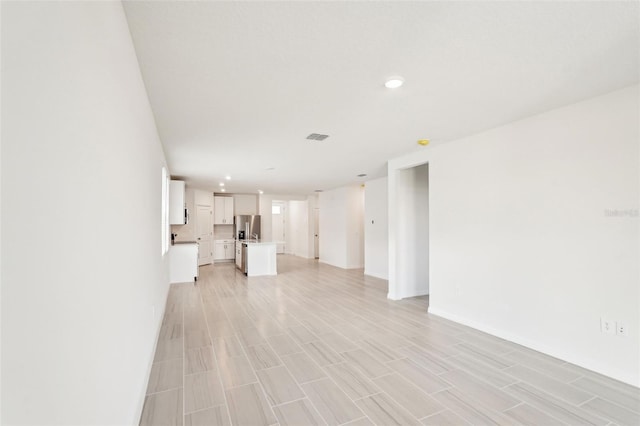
[{"xmin": 140, "ymin": 255, "xmax": 640, "ymax": 426}]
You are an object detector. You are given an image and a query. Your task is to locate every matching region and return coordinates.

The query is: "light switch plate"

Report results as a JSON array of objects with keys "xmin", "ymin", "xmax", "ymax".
[{"xmin": 601, "ymin": 317, "xmax": 616, "ymax": 334}]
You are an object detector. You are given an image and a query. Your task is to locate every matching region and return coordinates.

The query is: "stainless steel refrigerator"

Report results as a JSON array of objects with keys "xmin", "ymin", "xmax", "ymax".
[{"xmin": 235, "ymin": 215, "xmax": 261, "ymax": 240}]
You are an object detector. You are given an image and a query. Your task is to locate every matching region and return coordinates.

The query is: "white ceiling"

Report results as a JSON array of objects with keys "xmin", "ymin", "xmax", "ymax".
[{"xmin": 123, "ymin": 1, "xmax": 639, "ymax": 195}]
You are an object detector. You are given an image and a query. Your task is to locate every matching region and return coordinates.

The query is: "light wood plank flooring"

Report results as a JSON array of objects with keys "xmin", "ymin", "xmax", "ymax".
[{"xmin": 140, "ymin": 255, "xmax": 640, "ymax": 426}]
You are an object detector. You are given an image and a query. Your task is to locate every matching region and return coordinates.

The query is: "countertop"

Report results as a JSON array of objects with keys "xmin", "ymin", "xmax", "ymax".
[{"xmin": 241, "ymin": 240, "xmax": 276, "ymax": 246}]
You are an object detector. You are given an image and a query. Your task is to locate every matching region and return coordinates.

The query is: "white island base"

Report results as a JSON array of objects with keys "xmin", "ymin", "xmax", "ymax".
[{"xmin": 245, "ymin": 242, "xmax": 277, "ymax": 277}]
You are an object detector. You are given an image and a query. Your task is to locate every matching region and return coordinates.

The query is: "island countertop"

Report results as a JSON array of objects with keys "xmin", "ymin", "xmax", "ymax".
[
  {"xmin": 240, "ymin": 241, "xmax": 277, "ymax": 276},
  {"xmin": 240, "ymin": 240, "xmax": 276, "ymax": 246}
]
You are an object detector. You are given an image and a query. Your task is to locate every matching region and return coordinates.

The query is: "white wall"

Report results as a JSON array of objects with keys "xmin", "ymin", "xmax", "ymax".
[
  {"xmin": 307, "ymin": 194, "xmax": 319, "ymax": 259},
  {"xmin": 389, "ymin": 85, "xmax": 640, "ymax": 386},
  {"xmin": 319, "ymin": 185, "xmax": 364, "ymax": 269},
  {"xmin": 288, "ymin": 200, "xmax": 310, "ymax": 258},
  {"xmin": 394, "ymin": 164, "xmax": 429, "ymax": 297},
  {"xmin": 364, "ymin": 177, "xmax": 389, "ymax": 279},
  {"xmin": 346, "ymin": 185, "xmax": 365, "ymax": 269},
  {"xmin": 259, "ymin": 193, "xmax": 307, "ymax": 242},
  {"xmin": 1, "ymin": 2, "xmax": 170, "ymax": 424},
  {"xmin": 233, "ymin": 193, "xmax": 258, "ymax": 215}
]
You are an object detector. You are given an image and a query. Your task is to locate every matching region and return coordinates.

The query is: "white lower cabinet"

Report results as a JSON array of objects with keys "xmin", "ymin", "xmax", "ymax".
[
  {"xmin": 214, "ymin": 239, "xmax": 235, "ymax": 261},
  {"xmin": 235, "ymin": 242, "xmax": 242, "ymax": 269},
  {"xmin": 170, "ymin": 243, "xmax": 198, "ymax": 283}
]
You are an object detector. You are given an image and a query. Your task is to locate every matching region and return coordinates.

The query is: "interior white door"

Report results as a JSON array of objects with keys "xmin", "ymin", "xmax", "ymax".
[
  {"xmin": 272, "ymin": 202, "xmax": 285, "ymax": 254},
  {"xmin": 196, "ymin": 204, "xmax": 213, "ymax": 265},
  {"xmin": 314, "ymin": 208, "xmax": 319, "ymax": 259}
]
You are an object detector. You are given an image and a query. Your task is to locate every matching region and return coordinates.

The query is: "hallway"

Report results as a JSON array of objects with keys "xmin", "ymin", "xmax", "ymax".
[{"xmin": 140, "ymin": 256, "xmax": 639, "ymax": 425}]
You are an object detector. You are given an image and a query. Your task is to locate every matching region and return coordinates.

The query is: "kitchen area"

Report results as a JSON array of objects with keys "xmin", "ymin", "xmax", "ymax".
[{"xmin": 168, "ymin": 180, "xmax": 277, "ymax": 283}]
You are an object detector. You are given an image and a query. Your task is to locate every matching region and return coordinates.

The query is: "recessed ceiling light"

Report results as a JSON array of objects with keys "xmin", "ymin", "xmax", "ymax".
[
  {"xmin": 221, "ymin": 188, "xmax": 226, "ymax": 192},
  {"xmin": 225, "ymin": 175, "xmax": 231, "ymax": 180},
  {"xmin": 306, "ymin": 133, "xmax": 329, "ymax": 141},
  {"xmin": 385, "ymin": 77, "xmax": 404, "ymax": 89},
  {"xmin": 219, "ymin": 182, "xmax": 225, "ymax": 186},
  {"xmin": 417, "ymin": 139, "xmax": 430, "ymax": 146},
  {"xmin": 258, "ymin": 190, "xmax": 264, "ymax": 194},
  {"xmin": 357, "ymin": 173, "xmax": 367, "ymax": 177}
]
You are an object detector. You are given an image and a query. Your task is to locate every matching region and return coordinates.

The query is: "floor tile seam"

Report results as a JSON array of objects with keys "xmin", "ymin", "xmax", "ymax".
[
  {"xmin": 182, "ymin": 295, "xmax": 187, "ymax": 418},
  {"xmin": 502, "ymin": 366, "xmax": 598, "ymax": 406},
  {"xmin": 504, "ymin": 359, "xmax": 595, "ymax": 389},
  {"xmin": 501, "ymin": 399, "xmax": 578, "ymax": 426},
  {"xmin": 416, "ymin": 407, "xmax": 450, "ymax": 421},
  {"xmin": 351, "ymin": 391, "xmax": 383, "ymax": 403},
  {"xmin": 579, "ymin": 394, "xmax": 640, "ymax": 416},
  {"xmin": 198, "ymin": 285, "xmax": 234, "ymax": 424},
  {"xmin": 370, "ymin": 377, "xmax": 445, "ymax": 421},
  {"xmin": 337, "ymin": 415, "xmax": 372, "ymax": 426},
  {"xmin": 502, "ymin": 380, "xmax": 613, "ymax": 425},
  {"xmin": 569, "ymin": 375, "xmax": 640, "ymax": 403},
  {"xmin": 440, "ymin": 368, "xmax": 526, "ymax": 400},
  {"xmin": 151, "ymin": 355, "xmax": 184, "ymax": 364},
  {"xmin": 145, "ymin": 386, "xmax": 184, "ymax": 397},
  {"xmin": 429, "ymin": 386, "xmax": 519, "ymax": 423},
  {"xmin": 299, "ymin": 349, "xmax": 377, "ymax": 416},
  {"xmin": 269, "ymin": 395, "xmax": 309, "ymax": 408},
  {"xmin": 442, "ymin": 358, "xmax": 521, "ymax": 390},
  {"xmin": 226, "ymin": 298, "xmax": 283, "ymax": 425}
]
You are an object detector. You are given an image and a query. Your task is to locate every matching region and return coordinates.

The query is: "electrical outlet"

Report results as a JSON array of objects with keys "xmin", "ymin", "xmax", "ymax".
[
  {"xmin": 617, "ymin": 322, "xmax": 629, "ymax": 337},
  {"xmin": 601, "ymin": 317, "xmax": 616, "ymax": 334}
]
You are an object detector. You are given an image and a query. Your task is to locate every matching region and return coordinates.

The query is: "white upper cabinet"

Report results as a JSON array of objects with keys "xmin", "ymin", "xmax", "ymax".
[
  {"xmin": 169, "ymin": 180, "xmax": 186, "ymax": 225},
  {"xmin": 214, "ymin": 196, "xmax": 234, "ymax": 225}
]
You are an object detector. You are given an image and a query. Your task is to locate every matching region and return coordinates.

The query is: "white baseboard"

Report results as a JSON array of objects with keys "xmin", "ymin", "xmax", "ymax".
[
  {"xmin": 364, "ymin": 270, "xmax": 389, "ymax": 280},
  {"xmin": 428, "ymin": 306, "xmax": 639, "ymax": 388},
  {"xmin": 134, "ymin": 286, "xmax": 170, "ymax": 424}
]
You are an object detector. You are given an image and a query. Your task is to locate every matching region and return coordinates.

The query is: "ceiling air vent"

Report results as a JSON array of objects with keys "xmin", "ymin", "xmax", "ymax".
[{"xmin": 306, "ymin": 133, "xmax": 329, "ymax": 141}]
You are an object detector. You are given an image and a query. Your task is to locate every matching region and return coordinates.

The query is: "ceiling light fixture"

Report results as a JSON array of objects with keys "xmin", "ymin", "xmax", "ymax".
[
  {"xmin": 417, "ymin": 139, "xmax": 430, "ymax": 146},
  {"xmin": 385, "ymin": 76, "xmax": 404, "ymax": 89},
  {"xmin": 357, "ymin": 173, "xmax": 367, "ymax": 177},
  {"xmin": 219, "ymin": 182, "xmax": 225, "ymax": 187},
  {"xmin": 307, "ymin": 133, "xmax": 329, "ymax": 141},
  {"xmin": 225, "ymin": 175, "xmax": 231, "ymax": 180},
  {"xmin": 258, "ymin": 190, "xmax": 264, "ymax": 194},
  {"xmin": 221, "ymin": 188, "xmax": 226, "ymax": 192}
]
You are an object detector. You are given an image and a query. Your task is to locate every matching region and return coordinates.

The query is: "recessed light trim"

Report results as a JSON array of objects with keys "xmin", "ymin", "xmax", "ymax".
[
  {"xmin": 219, "ymin": 182, "xmax": 225, "ymax": 187},
  {"xmin": 225, "ymin": 175, "xmax": 231, "ymax": 180},
  {"xmin": 258, "ymin": 190, "xmax": 264, "ymax": 194},
  {"xmin": 307, "ymin": 133, "xmax": 329, "ymax": 141},
  {"xmin": 385, "ymin": 76, "xmax": 404, "ymax": 89},
  {"xmin": 221, "ymin": 188, "xmax": 226, "ymax": 192}
]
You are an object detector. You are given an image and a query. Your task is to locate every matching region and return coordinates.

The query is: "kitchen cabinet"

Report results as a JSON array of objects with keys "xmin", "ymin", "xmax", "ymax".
[
  {"xmin": 214, "ymin": 196, "xmax": 234, "ymax": 225},
  {"xmin": 169, "ymin": 180, "xmax": 186, "ymax": 225},
  {"xmin": 214, "ymin": 239, "xmax": 235, "ymax": 261},
  {"xmin": 170, "ymin": 242, "xmax": 198, "ymax": 283},
  {"xmin": 241, "ymin": 241, "xmax": 277, "ymax": 276},
  {"xmin": 235, "ymin": 241, "xmax": 242, "ymax": 269}
]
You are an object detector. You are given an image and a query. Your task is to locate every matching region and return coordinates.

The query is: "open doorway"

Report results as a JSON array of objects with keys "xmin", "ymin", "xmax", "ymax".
[
  {"xmin": 272, "ymin": 201, "xmax": 285, "ymax": 254},
  {"xmin": 313, "ymin": 208, "xmax": 319, "ymax": 259},
  {"xmin": 394, "ymin": 163, "xmax": 429, "ymax": 306}
]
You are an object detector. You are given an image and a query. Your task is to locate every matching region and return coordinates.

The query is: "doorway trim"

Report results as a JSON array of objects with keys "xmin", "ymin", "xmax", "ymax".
[{"xmin": 388, "ymin": 149, "xmax": 433, "ymax": 301}]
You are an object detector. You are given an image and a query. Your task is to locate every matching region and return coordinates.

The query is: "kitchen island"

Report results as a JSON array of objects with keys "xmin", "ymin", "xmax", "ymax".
[
  {"xmin": 170, "ymin": 241, "xmax": 198, "ymax": 283},
  {"xmin": 239, "ymin": 240, "xmax": 277, "ymax": 277}
]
